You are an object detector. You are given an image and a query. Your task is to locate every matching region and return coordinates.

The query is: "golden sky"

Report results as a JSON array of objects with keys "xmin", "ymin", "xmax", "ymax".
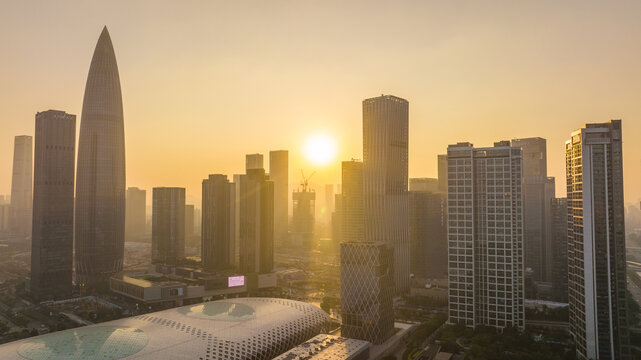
[{"xmin": 1, "ymin": 0, "xmax": 641, "ymax": 207}]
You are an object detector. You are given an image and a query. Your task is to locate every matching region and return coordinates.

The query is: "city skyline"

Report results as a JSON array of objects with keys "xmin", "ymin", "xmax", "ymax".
[{"xmin": 2, "ymin": 1, "xmax": 641, "ymax": 206}]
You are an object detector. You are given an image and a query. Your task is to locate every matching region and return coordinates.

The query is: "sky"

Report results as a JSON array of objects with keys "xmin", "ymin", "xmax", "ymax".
[{"xmin": 1, "ymin": 0, "xmax": 641, "ymax": 207}]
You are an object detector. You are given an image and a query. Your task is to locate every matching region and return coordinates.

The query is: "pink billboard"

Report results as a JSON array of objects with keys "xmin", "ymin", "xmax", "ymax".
[{"xmin": 228, "ymin": 276, "xmax": 245, "ymax": 287}]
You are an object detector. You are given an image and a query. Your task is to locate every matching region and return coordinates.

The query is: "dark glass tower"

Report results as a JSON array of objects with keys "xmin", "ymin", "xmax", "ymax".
[{"xmin": 74, "ymin": 27, "xmax": 126, "ymax": 289}]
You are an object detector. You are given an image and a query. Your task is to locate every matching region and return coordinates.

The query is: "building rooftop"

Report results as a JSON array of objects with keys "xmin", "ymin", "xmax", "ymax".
[
  {"xmin": 0, "ymin": 298, "xmax": 330, "ymax": 360},
  {"xmin": 273, "ymin": 334, "xmax": 370, "ymax": 360}
]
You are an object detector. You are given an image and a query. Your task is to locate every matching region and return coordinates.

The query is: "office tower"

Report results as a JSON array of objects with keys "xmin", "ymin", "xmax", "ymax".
[
  {"xmin": 409, "ymin": 191, "xmax": 447, "ymax": 279},
  {"xmin": 29, "ymin": 110, "xmax": 75, "ymax": 300},
  {"xmin": 9, "ymin": 135, "xmax": 32, "ymax": 237},
  {"xmin": 566, "ymin": 120, "xmax": 631, "ymax": 360},
  {"xmin": 246, "ymin": 153, "xmax": 264, "ymax": 171},
  {"xmin": 125, "ymin": 187, "xmax": 146, "ymax": 240},
  {"xmin": 324, "ymin": 184, "xmax": 334, "ymax": 220},
  {"xmin": 269, "ymin": 150, "xmax": 288, "ymax": 246},
  {"xmin": 340, "ymin": 242, "xmax": 394, "ymax": 344},
  {"xmin": 152, "ymin": 188, "xmax": 185, "ymax": 265},
  {"xmin": 201, "ymin": 175, "xmax": 233, "ymax": 271},
  {"xmin": 363, "ymin": 95, "xmax": 409, "ymax": 292},
  {"xmin": 185, "ymin": 204, "xmax": 195, "ymax": 238},
  {"xmin": 550, "ymin": 198, "xmax": 568, "ymax": 303},
  {"xmin": 341, "ymin": 160, "xmax": 363, "ymax": 243},
  {"xmin": 238, "ymin": 168, "xmax": 274, "ymax": 274},
  {"xmin": 447, "ymin": 141, "xmax": 524, "ymax": 330},
  {"xmin": 292, "ymin": 182, "xmax": 315, "ymax": 247},
  {"xmin": 409, "ymin": 178, "xmax": 438, "ymax": 193},
  {"xmin": 437, "ymin": 154, "xmax": 447, "ymax": 193},
  {"xmin": 75, "ymin": 27, "xmax": 126, "ymax": 288},
  {"xmin": 233, "ymin": 174, "xmax": 242, "ymax": 266},
  {"xmin": 511, "ymin": 138, "xmax": 555, "ymax": 297}
]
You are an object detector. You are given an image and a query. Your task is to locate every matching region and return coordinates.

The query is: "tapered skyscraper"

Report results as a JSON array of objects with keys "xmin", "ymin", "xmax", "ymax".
[{"xmin": 74, "ymin": 27, "xmax": 126, "ymax": 289}]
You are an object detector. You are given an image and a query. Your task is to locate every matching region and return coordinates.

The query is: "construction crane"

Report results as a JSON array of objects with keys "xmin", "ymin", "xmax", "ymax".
[{"xmin": 300, "ymin": 170, "xmax": 316, "ymax": 192}]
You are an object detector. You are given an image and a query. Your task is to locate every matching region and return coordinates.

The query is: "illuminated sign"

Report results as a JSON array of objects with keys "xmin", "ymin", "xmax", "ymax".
[{"xmin": 228, "ymin": 276, "xmax": 245, "ymax": 287}]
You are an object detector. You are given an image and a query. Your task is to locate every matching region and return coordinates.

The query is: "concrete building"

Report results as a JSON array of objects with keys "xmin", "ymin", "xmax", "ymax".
[
  {"xmin": 269, "ymin": 150, "xmax": 288, "ymax": 246},
  {"xmin": 238, "ymin": 168, "xmax": 274, "ymax": 275},
  {"xmin": 446, "ymin": 141, "xmax": 524, "ymax": 330},
  {"xmin": 341, "ymin": 242, "xmax": 394, "ymax": 344},
  {"xmin": 201, "ymin": 174, "xmax": 234, "ymax": 272},
  {"xmin": 363, "ymin": 95, "xmax": 409, "ymax": 293},
  {"xmin": 184, "ymin": 204, "xmax": 195, "ymax": 238},
  {"xmin": 0, "ymin": 298, "xmax": 330, "ymax": 360},
  {"xmin": 246, "ymin": 153, "xmax": 264, "ymax": 171},
  {"xmin": 566, "ymin": 120, "xmax": 631, "ymax": 359},
  {"xmin": 29, "ymin": 110, "xmax": 76, "ymax": 301},
  {"xmin": 550, "ymin": 198, "xmax": 568, "ymax": 303},
  {"xmin": 409, "ymin": 191, "xmax": 447, "ymax": 279},
  {"xmin": 125, "ymin": 187, "xmax": 146, "ymax": 240},
  {"xmin": 152, "ymin": 187, "xmax": 185, "ymax": 265},
  {"xmin": 9, "ymin": 135, "xmax": 32, "ymax": 238},
  {"xmin": 409, "ymin": 178, "xmax": 439, "ymax": 193},
  {"xmin": 341, "ymin": 160, "xmax": 364, "ymax": 244},
  {"xmin": 75, "ymin": 27, "xmax": 126, "ymax": 289},
  {"xmin": 511, "ymin": 138, "xmax": 555, "ymax": 297}
]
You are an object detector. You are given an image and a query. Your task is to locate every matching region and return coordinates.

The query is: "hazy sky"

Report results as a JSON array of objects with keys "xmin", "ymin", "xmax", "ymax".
[{"xmin": 2, "ymin": 0, "xmax": 641, "ymax": 206}]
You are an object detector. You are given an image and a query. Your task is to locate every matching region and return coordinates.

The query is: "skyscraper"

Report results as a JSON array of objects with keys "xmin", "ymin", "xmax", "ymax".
[
  {"xmin": 292, "ymin": 183, "xmax": 315, "ymax": 247},
  {"xmin": 363, "ymin": 95, "xmax": 409, "ymax": 292},
  {"xmin": 341, "ymin": 160, "xmax": 363, "ymax": 244},
  {"xmin": 184, "ymin": 204, "xmax": 195, "ymax": 238},
  {"xmin": 238, "ymin": 168, "xmax": 274, "ymax": 274},
  {"xmin": 29, "ymin": 110, "xmax": 75, "ymax": 301},
  {"xmin": 447, "ymin": 141, "xmax": 524, "ymax": 330},
  {"xmin": 409, "ymin": 190, "xmax": 447, "ymax": 279},
  {"xmin": 152, "ymin": 187, "xmax": 185, "ymax": 265},
  {"xmin": 566, "ymin": 120, "xmax": 631, "ymax": 360},
  {"xmin": 340, "ymin": 241, "xmax": 394, "ymax": 344},
  {"xmin": 201, "ymin": 174, "xmax": 233, "ymax": 271},
  {"xmin": 324, "ymin": 184, "xmax": 334, "ymax": 222},
  {"xmin": 125, "ymin": 187, "xmax": 146, "ymax": 240},
  {"xmin": 269, "ymin": 150, "xmax": 288, "ymax": 246},
  {"xmin": 74, "ymin": 27, "xmax": 126, "ymax": 289},
  {"xmin": 550, "ymin": 197, "xmax": 568, "ymax": 303},
  {"xmin": 246, "ymin": 153, "xmax": 264, "ymax": 171},
  {"xmin": 511, "ymin": 138, "xmax": 555, "ymax": 297},
  {"xmin": 437, "ymin": 154, "xmax": 447, "ymax": 193},
  {"xmin": 9, "ymin": 135, "xmax": 32, "ymax": 237}
]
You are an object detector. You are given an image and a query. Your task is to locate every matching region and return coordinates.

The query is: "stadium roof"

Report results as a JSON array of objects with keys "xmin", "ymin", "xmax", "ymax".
[{"xmin": 0, "ymin": 297, "xmax": 330, "ymax": 360}]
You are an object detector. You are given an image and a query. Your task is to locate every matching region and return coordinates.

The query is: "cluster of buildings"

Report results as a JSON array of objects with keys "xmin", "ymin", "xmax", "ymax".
[{"xmin": 0, "ymin": 25, "xmax": 635, "ymax": 360}]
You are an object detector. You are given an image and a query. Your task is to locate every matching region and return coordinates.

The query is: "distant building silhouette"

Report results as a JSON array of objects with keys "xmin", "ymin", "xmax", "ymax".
[
  {"xmin": 292, "ymin": 182, "xmax": 315, "ymax": 247},
  {"xmin": 75, "ymin": 27, "xmax": 126, "ymax": 289},
  {"xmin": 125, "ymin": 187, "xmax": 146, "ymax": 240},
  {"xmin": 340, "ymin": 241, "xmax": 394, "ymax": 344},
  {"xmin": 269, "ymin": 150, "xmax": 288, "ymax": 246},
  {"xmin": 409, "ymin": 190, "xmax": 447, "ymax": 279},
  {"xmin": 511, "ymin": 137, "xmax": 555, "ymax": 298},
  {"xmin": 152, "ymin": 187, "xmax": 185, "ymax": 265},
  {"xmin": 331, "ymin": 193, "xmax": 342, "ymax": 249},
  {"xmin": 550, "ymin": 197, "xmax": 568, "ymax": 303},
  {"xmin": 324, "ymin": 184, "xmax": 334, "ymax": 223},
  {"xmin": 566, "ymin": 120, "xmax": 631, "ymax": 360},
  {"xmin": 201, "ymin": 174, "xmax": 234, "ymax": 271},
  {"xmin": 246, "ymin": 153, "xmax": 264, "ymax": 171},
  {"xmin": 363, "ymin": 95, "xmax": 409, "ymax": 293},
  {"xmin": 437, "ymin": 154, "xmax": 447, "ymax": 193},
  {"xmin": 9, "ymin": 135, "xmax": 32, "ymax": 238},
  {"xmin": 184, "ymin": 204, "xmax": 195, "ymax": 238},
  {"xmin": 447, "ymin": 141, "xmax": 524, "ymax": 330},
  {"xmin": 29, "ymin": 110, "xmax": 75, "ymax": 301},
  {"xmin": 409, "ymin": 178, "xmax": 438, "ymax": 193},
  {"xmin": 341, "ymin": 160, "xmax": 363, "ymax": 244}
]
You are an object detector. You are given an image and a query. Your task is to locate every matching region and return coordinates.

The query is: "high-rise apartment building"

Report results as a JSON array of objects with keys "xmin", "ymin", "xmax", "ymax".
[
  {"xmin": 184, "ymin": 204, "xmax": 195, "ymax": 238},
  {"xmin": 341, "ymin": 160, "xmax": 363, "ymax": 244},
  {"xmin": 566, "ymin": 120, "xmax": 631, "ymax": 360},
  {"xmin": 340, "ymin": 242, "xmax": 394, "ymax": 344},
  {"xmin": 447, "ymin": 141, "xmax": 524, "ymax": 330},
  {"xmin": 125, "ymin": 187, "xmax": 146, "ymax": 240},
  {"xmin": 238, "ymin": 168, "xmax": 274, "ymax": 274},
  {"xmin": 409, "ymin": 191, "xmax": 447, "ymax": 279},
  {"xmin": 201, "ymin": 174, "xmax": 234, "ymax": 271},
  {"xmin": 363, "ymin": 95, "xmax": 409, "ymax": 293},
  {"xmin": 550, "ymin": 197, "xmax": 568, "ymax": 303},
  {"xmin": 75, "ymin": 27, "xmax": 126, "ymax": 289},
  {"xmin": 9, "ymin": 135, "xmax": 32, "ymax": 237},
  {"xmin": 152, "ymin": 187, "xmax": 185, "ymax": 265},
  {"xmin": 269, "ymin": 150, "xmax": 288, "ymax": 246},
  {"xmin": 511, "ymin": 138, "xmax": 555, "ymax": 297},
  {"xmin": 29, "ymin": 110, "xmax": 75, "ymax": 301}
]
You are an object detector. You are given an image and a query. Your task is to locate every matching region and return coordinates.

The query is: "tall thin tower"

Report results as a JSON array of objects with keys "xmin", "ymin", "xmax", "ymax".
[
  {"xmin": 9, "ymin": 135, "xmax": 32, "ymax": 237},
  {"xmin": 74, "ymin": 27, "xmax": 126, "ymax": 289},
  {"xmin": 363, "ymin": 95, "xmax": 409, "ymax": 293},
  {"xmin": 269, "ymin": 150, "xmax": 288, "ymax": 246}
]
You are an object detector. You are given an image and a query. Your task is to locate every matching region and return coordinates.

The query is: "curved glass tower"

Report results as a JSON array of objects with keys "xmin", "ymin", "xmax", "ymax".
[{"xmin": 75, "ymin": 27, "xmax": 125, "ymax": 289}]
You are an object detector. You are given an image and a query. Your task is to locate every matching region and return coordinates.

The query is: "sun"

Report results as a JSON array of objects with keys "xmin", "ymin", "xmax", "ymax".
[{"xmin": 304, "ymin": 133, "xmax": 337, "ymax": 166}]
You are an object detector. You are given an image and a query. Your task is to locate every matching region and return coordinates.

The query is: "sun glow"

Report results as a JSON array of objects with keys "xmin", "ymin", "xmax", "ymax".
[{"xmin": 304, "ymin": 133, "xmax": 337, "ymax": 166}]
